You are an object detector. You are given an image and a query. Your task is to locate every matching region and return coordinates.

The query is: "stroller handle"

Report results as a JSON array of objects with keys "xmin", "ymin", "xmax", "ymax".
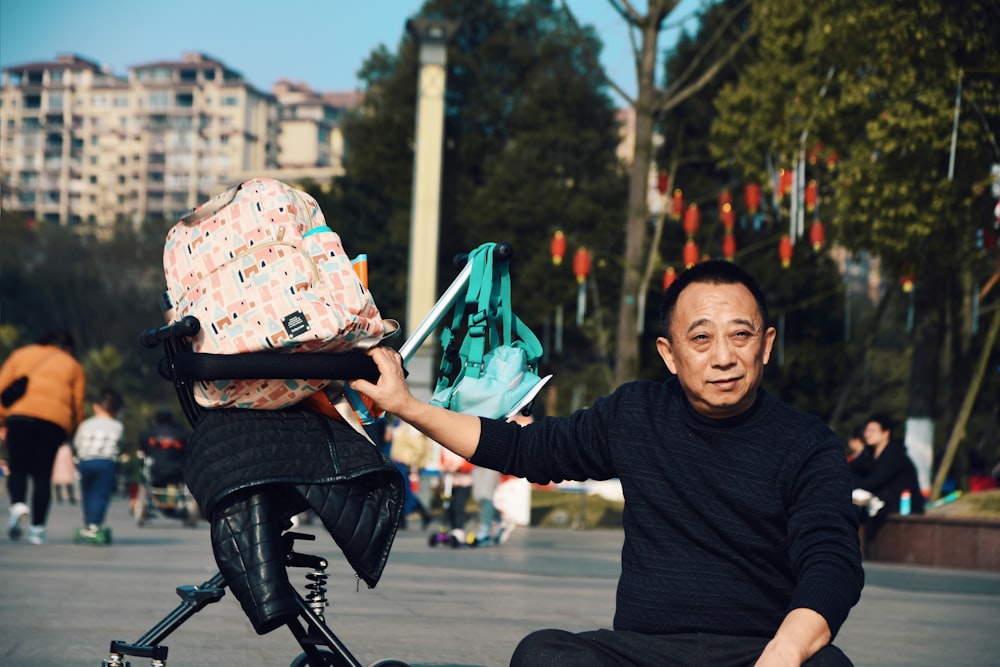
[
  {"xmin": 141, "ymin": 316, "xmax": 381, "ymax": 383},
  {"xmin": 170, "ymin": 349, "xmax": 379, "ymax": 383}
]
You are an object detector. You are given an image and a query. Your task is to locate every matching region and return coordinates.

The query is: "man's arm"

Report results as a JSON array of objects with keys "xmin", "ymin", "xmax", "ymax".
[
  {"xmin": 754, "ymin": 607, "xmax": 831, "ymax": 667},
  {"xmin": 350, "ymin": 347, "xmax": 482, "ymax": 459}
]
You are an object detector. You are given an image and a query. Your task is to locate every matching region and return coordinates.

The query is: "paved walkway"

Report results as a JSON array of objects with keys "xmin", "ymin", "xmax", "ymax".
[{"xmin": 2, "ymin": 493, "xmax": 999, "ymax": 667}]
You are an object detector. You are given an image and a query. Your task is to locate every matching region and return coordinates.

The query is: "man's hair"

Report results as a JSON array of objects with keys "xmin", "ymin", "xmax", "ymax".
[
  {"xmin": 659, "ymin": 260, "xmax": 769, "ymax": 338},
  {"xmin": 97, "ymin": 387, "xmax": 123, "ymax": 416},
  {"xmin": 866, "ymin": 412, "xmax": 894, "ymax": 434}
]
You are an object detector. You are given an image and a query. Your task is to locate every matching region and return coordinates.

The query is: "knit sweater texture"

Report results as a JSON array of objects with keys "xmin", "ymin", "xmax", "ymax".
[{"xmin": 472, "ymin": 377, "xmax": 864, "ymax": 639}]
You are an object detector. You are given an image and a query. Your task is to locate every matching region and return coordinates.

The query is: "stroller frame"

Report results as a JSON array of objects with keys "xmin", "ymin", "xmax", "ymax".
[{"xmin": 105, "ymin": 243, "xmax": 515, "ymax": 667}]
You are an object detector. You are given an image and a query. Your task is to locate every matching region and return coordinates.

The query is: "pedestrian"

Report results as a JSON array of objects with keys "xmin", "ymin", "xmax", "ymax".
[
  {"xmin": 388, "ymin": 418, "xmax": 434, "ymax": 529},
  {"xmin": 51, "ymin": 441, "xmax": 77, "ymax": 504},
  {"xmin": 353, "ymin": 259, "xmax": 864, "ymax": 667},
  {"xmin": 1, "ymin": 329, "xmax": 86, "ymax": 544},
  {"xmin": 138, "ymin": 408, "xmax": 189, "ymax": 490},
  {"xmin": 850, "ymin": 412, "xmax": 924, "ymax": 547},
  {"xmin": 73, "ymin": 387, "xmax": 124, "ymax": 542}
]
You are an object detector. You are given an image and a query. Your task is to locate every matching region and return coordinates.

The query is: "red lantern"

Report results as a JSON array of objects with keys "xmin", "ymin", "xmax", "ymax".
[
  {"xmin": 719, "ymin": 191, "xmax": 734, "ymax": 230},
  {"xmin": 805, "ymin": 180, "xmax": 818, "ymax": 212},
  {"xmin": 683, "ymin": 204, "xmax": 701, "ymax": 237},
  {"xmin": 573, "ymin": 247, "xmax": 591, "ymax": 284},
  {"xmin": 721, "ymin": 206, "xmax": 735, "ymax": 231},
  {"xmin": 683, "ymin": 239, "xmax": 699, "ymax": 268},
  {"xmin": 778, "ymin": 169, "xmax": 793, "ymax": 198},
  {"xmin": 722, "ymin": 233, "xmax": 737, "ymax": 260},
  {"xmin": 671, "ymin": 189, "xmax": 684, "ymax": 219},
  {"xmin": 809, "ymin": 219, "xmax": 825, "ymax": 251},
  {"xmin": 550, "ymin": 230, "xmax": 566, "ymax": 266},
  {"xmin": 662, "ymin": 266, "xmax": 677, "ymax": 291},
  {"xmin": 744, "ymin": 183, "xmax": 761, "ymax": 213},
  {"xmin": 656, "ymin": 172, "xmax": 669, "ymax": 195},
  {"xmin": 779, "ymin": 235, "xmax": 793, "ymax": 268}
]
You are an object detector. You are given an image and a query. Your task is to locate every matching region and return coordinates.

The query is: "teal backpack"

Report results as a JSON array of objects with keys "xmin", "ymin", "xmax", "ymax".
[{"xmin": 430, "ymin": 243, "xmax": 549, "ymax": 419}]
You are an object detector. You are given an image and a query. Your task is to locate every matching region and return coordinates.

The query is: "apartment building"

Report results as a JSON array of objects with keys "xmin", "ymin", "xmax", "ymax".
[{"xmin": 0, "ymin": 52, "xmax": 358, "ymax": 228}]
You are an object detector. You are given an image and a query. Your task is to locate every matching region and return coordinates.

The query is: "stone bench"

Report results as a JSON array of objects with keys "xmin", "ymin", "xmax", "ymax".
[{"xmin": 866, "ymin": 514, "xmax": 1000, "ymax": 571}]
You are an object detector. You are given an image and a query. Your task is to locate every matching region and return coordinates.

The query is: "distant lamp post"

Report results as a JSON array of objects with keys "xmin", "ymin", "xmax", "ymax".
[{"xmin": 404, "ymin": 14, "xmax": 459, "ymax": 401}]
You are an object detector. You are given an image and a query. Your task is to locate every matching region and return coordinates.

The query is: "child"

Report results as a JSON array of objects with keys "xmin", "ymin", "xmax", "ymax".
[{"xmin": 73, "ymin": 387, "xmax": 124, "ymax": 543}]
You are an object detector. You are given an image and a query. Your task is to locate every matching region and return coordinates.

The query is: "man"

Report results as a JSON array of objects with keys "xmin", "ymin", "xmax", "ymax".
[
  {"xmin": 851, "ymin": 413, "xmax": 924, "ymax": 544},
  {"xmin": 353, "ymin": 260, "xmax": 863, "ymax": 667}
]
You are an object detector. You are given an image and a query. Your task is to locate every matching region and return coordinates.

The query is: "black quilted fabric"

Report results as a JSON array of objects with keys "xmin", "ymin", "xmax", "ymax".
[{"xmin": 184, "ymin": 407, "xmax": 403, "ymax": 587}]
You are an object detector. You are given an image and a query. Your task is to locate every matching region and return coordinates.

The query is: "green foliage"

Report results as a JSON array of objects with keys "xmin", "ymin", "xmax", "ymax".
[
  {"xmin": 0, "ymin": 214, "xmax": 178, "ymax": 448},
  {"xmin": 333, "ymin": 0, "xmax": 628, "ymax": 411},
  {"xmin": 710, "ymin": 0, "xmax": 1000, "ymax": 458}
]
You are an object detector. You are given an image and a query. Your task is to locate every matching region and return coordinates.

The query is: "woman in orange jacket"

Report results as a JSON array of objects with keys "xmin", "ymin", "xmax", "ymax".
[{"xmin": 1, "ymin": 330, "xmax": 86, "ymax": 544}]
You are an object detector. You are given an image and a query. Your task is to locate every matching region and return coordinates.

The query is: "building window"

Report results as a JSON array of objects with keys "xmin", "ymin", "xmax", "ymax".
[{"xmin": 150, "ymin": 91, "xmax": 169, "ymax": 109}]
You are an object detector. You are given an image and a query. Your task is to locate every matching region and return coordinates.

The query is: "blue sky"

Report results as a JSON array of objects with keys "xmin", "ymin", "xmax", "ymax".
[{"xmin": 0, "ymin": 0, "xmax": 703, "ymax": 103}]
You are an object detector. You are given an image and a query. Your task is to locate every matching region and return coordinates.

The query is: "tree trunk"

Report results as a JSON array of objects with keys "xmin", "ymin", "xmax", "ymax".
[{"xmin": 613, "ymin": 17, "xmax": 661, "ymax": 388}]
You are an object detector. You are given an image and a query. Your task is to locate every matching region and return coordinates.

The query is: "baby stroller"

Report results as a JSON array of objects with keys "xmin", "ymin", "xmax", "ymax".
[
  {"xmin": 105, "ymin": 243, "xmax": 524, "ymax": 667},
  {"xmin": 134, "ymin": 418, "xmax": 200, "ymax": 527}
]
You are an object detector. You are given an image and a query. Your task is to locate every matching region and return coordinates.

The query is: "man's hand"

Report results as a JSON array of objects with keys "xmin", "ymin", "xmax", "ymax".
[
  {"xmin": 349, "ymin": 346, "xmax": 417, "ymax": 418},
  {"xmin": 754, "ymin": 608, "xmax": 831, "ymax": 667},
  {"xmin": 350, "ymin": 347, "xmax": 483, "ymax": 460}
]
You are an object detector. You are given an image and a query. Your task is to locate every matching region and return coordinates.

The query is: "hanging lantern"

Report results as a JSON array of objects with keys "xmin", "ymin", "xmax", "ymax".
[
  {"xmin": 656, "ymin": 171, "xmax": 670, "ymax": 195},
  {"xmin": 671, "ymin": 189, "xmax": 684, "ymax": 219},
  {"xmin": 573, "ymin": 247, "xmax": 591, "ymax": 284},
  {"xmin": 550, "ymin": 230, "xmax": 566, "ymax": 266},
  {"xmin": 809, "ymin": 219, "xmax": 825, "ymax": 251},
  {"xmin": 778, "ymin": 169, "xmax": 793, "ymax": 198},
  {"xmin": 719, "ymin": 191, "xmax": 734, "ymax": 230},
  {"xmin": 683, "ymin": 239, "xmax": 699, "ymax": 268},
  {"xmin": 683, "ymin": 204, "xmax": 701, "ymax": 237},
  {"xmin": 805, "ymin": 180, "xmax": 818, "ymax": 212},
  {"xmin": 573, "ymin": 247, "xmax": 592, "ymax": 326},
  {"xmin": 663, "ymin": 266, "xmax": 677, "ymax": 291},
  {"xmin": 744, "ymin": 183, "xmax": 761, "ymax": 213},
  {"xmin": 722, "ymin": 233, "xmax": 737, "ymax": 260},
  {"xmin": 779, "ymin": 234, "xmax": 793, "ymax": 268}
]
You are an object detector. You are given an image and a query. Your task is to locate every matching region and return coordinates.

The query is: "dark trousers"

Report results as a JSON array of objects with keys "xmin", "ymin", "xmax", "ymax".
[
  {"xmin": 4, "ymin": 417, "xmax": 66, "ymax": 526},
  {"xmin": 510, "ymin": 628, "xmax": 853, "ymax": 667}
]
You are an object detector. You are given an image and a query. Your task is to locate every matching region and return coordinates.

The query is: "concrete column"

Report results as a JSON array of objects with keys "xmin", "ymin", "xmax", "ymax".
[{"xmin": 405, "ymin": 17, "xmax": 459, "ymax": 401}]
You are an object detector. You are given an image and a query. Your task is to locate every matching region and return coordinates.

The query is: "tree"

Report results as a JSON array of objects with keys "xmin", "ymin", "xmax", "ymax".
[
  {"xmin": 333, "ymin": 0, "xmax": 628, "ymax": 412},
  {"xmin": 560, "ymin": 0, "xmax": 754, "ymax": 387},
  {"xmin": 711, "ymin": 0, "xmax": 1000, "ymax": 489}
]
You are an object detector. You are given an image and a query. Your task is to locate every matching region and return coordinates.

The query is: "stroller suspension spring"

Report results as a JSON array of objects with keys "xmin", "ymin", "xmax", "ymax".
[{"xmin": 303, "ymin": 567, "xmax": 329, "ymax": 620}]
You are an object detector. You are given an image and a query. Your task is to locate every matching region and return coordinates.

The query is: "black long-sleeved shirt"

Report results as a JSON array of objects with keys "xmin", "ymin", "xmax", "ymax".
[{"xmin": 471, "ymin": 377, "xmax": 864, "ymax": 639}]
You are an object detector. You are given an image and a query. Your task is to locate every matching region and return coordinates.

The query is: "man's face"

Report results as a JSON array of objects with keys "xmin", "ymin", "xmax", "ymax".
[
  {"xmin": 863, "ymin": 421, "xmax": 890, "ymax": 448},
  {"xmin": 656, "ymin": 282, "xmax": 776, "ymax": 419}
]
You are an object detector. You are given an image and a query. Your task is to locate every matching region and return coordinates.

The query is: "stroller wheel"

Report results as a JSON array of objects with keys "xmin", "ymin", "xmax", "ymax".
[{"xmin": 289, "ymin": 649, "xmax": 339, "ymax": 666}]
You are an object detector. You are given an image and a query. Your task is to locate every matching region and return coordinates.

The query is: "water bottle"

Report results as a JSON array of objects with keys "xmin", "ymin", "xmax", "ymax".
[{"xmin": 899, "ymin": 490, "xmax": 912, "ymax": 516}]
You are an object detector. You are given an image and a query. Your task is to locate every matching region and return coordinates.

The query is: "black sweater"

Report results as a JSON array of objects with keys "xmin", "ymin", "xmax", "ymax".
[{"xmin": 472, "ymin": 377, "xmax": 864, "ymax": 639}]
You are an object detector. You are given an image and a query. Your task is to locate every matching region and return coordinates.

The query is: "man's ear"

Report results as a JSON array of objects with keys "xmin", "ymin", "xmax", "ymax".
[
  {"xmin": 656, "ymin": 337, "xmax": 677, "ymax": 375},
  {"xmin": 761, "ymin": 326, "xmax": 777, "ymax": 365}
]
